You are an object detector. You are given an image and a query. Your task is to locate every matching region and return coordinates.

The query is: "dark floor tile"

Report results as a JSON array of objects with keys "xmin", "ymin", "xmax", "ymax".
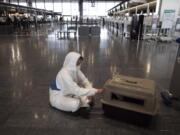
[{"xmin": 0, "ymin": 127, "xmax": 27, "ymax": 135}]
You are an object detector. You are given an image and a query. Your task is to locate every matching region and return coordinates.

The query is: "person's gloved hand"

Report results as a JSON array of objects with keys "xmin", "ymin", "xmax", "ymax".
[
  {"xmin": 87, "ymin": 96, "xmax": 93, "ymax": 102},
  {"xmin": 96, "ymin": 89, "xmax": 104, "ymax": 94}
]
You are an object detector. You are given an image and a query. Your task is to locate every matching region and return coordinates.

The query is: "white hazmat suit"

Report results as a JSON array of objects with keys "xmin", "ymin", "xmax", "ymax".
[{"xmin": 49, "ymin": 52, "xmax": 97, "ymax": 112}]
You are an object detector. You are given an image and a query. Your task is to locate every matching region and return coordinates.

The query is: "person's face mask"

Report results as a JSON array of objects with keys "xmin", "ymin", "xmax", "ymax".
[{"xmin": 76, "ymin": 57, "xmax": 83, "ymax": 69}]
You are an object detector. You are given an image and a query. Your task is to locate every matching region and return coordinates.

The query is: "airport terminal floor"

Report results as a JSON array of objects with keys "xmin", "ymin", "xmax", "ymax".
[{"xmin": 0, "ymin": 24, "xmax": 180, "ymax": 135}]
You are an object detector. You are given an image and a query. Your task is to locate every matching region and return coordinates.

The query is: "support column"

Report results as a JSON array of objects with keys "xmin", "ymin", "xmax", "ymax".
[
  {"xmin": 52, "ymin": 0, "xmax": 54, "ymax": 19},
  {"xmin": 170, "ymin": 45, "xmax": 180, "ymax": 97},
  {"xmin": 155, "ymin": 0, "xmax": 162, "ymax": 16},
  {"xmin": 53, "ymin": 0, "xmax": 54, "ymax": 12},
  {"xmin": 79, "ymin": 0, "xmax": 83, "ymax": 20},
  {"xmin": 44, "ymin": 0, "xmax": 46, "ymax": 9},
  {"xmin": 27, "ymin": 0, "xmax": 32, "ymax": 7},
  {"xmin": 35, "ymin": 0, "xmax": 37, "ymax": 8}
]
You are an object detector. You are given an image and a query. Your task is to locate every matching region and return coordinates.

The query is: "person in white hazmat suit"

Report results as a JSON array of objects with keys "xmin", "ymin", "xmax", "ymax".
[{"xmin": 49, "ymin": 52, "xmax": 103, "ymax": 117}]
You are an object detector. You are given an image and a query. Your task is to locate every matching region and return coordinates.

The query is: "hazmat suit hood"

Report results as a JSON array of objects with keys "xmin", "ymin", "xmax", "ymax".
[
  {"xmin": 52, "ymin": 51, "xmax": 97, "ymax": 109},
  {"xmin": 63, "ymin": 52, "xmax": 81, "ymax": 71}
]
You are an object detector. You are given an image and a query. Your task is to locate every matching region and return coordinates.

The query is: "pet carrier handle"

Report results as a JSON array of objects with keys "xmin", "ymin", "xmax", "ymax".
[{"xmin": 125, "ymin": 80, "xmax": 137, "ymax": 84}]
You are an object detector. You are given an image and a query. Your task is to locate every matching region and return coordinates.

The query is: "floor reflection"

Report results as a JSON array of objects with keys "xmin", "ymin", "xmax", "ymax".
[{"xmin": 0, "ymin": 23, "xmax": 179, "ymax": 135}]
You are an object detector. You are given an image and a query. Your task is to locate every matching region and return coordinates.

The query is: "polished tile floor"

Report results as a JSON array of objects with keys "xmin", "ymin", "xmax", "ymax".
[{"xmin": 0, "ymin": 23, "xmax": 180, "ymax": 135}]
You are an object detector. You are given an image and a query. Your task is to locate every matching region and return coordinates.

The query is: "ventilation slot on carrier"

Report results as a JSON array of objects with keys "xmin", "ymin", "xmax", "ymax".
[{"xmin": 111, "ymin": 93, "xmax": 144, "ymax": 106}]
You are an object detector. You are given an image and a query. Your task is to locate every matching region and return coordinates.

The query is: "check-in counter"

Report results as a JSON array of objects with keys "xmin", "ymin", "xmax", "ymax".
[{"xmin": 0, "ymin": 25, "xmax": 14, "ymax": 34}]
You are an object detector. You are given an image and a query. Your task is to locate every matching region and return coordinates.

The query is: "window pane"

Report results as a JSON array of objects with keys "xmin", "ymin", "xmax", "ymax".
[
  {"xmin": 45, "ymin": 2, "xmax": 53, "ymax": 11},
  {"xmin": 11, "ymin": 0, "xmax": 18, "ymax": 5},
  {"xmin": 54, "ymin": 2, "xmax": 62, "ymax": 12},
  {"xmin": 83, "ymin": 1, "xmax": 119, "ymax": 17}
]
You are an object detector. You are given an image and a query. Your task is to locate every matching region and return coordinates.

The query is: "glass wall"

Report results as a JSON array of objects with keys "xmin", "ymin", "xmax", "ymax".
[
  {"xmin": 54, "ymin": 2, "xmax": 62, "ymax": 12},
  {"xmin": 36, "ymin": 0, "xmax": 45, "ymax": 9},
  {"xmin": 45, "ymin": 2, "xmax": 53, "ymax": 11},
  {"xmin": 19, "ymin": 3, "xmax": 27, "ymax": 6},
  {"xmin": 83, "ymin": 1, "xmax": 119, "ymax": 17},
  {"xmin": 1, "ymin": 0, "xmax": 9, "ymax": 3},
  {"xmin": 61, "ymin": 2, "xmax": 78, "ymax": 15},
  {"xmin": 2, "ymin": 0, "xmax": 119, "ymax": 17},
  {"xmin": 11, "ymin": 0, "xmax": 18, "ymax": 5},
  {"xmin": 32, "ymin": 1, "xmax": 36, "ymax": 8}
]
